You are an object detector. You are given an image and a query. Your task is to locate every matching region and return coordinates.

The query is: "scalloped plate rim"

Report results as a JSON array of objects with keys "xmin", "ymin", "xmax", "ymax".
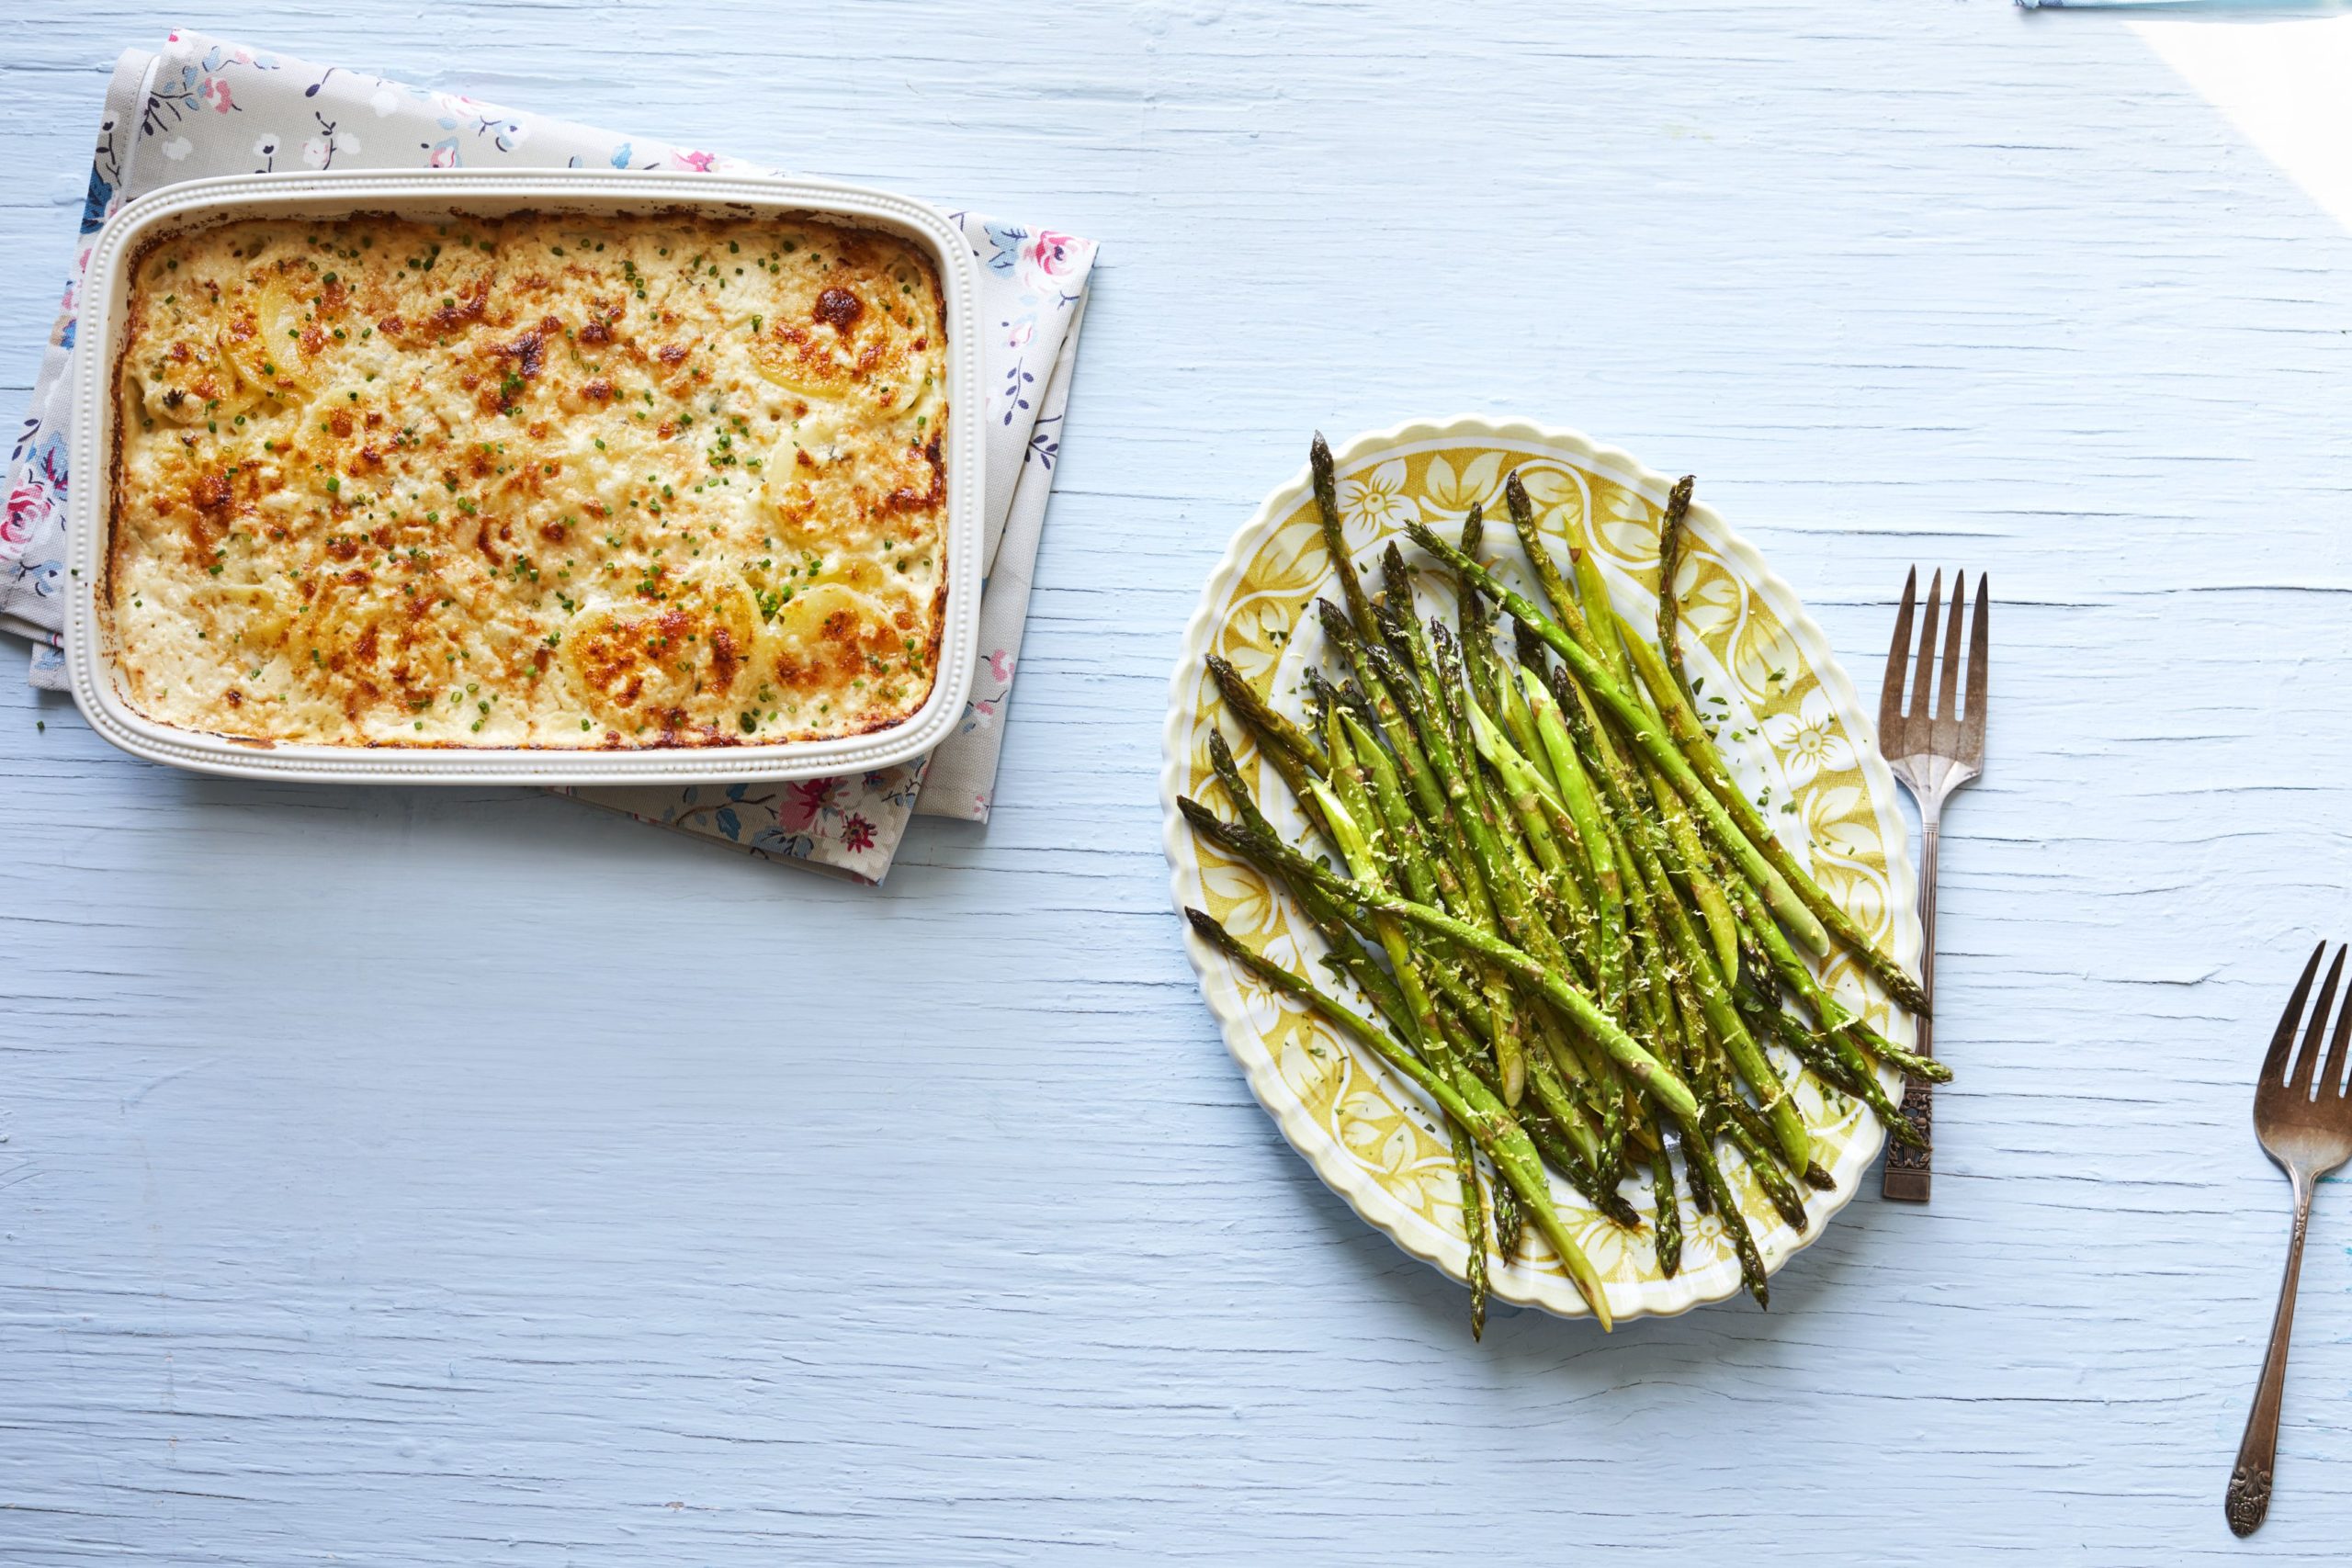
[{"xmin": 1160, "ymin": 414, "xmax": 1920, "ymax": 1325}]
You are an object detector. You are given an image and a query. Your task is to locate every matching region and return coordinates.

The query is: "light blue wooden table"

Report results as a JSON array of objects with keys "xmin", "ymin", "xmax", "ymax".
[{"xmin": 7, "ymin": 3, "xmax": 2352, "ymax": 1561}]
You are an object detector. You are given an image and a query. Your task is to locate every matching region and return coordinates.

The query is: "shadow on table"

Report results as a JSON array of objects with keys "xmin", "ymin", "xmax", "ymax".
[
  {"xmin": 141, "ymin": 763, "xmax": 876, "ymax": 887},
  {"xmin": 1265, "ymin": 1110, "xmax": 1895, "ymax": 1365}
]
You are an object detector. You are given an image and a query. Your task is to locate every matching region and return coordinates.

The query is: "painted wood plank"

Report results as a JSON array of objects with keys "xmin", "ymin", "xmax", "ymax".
[{"xmin": 5, "ymin": 0, "xmax": 2352, "ymax": 1560}]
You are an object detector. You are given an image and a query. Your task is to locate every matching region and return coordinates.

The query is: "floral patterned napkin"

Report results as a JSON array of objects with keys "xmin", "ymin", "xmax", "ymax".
[{"xmin": 2, "ymin": 30, "xmax": 1097, "ymax": 883}]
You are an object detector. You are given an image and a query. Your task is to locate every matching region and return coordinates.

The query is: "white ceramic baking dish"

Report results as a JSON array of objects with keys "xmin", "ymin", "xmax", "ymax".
[{"xmin": 64, "ymin": 168, "xmax": 984, "ymax": 784}]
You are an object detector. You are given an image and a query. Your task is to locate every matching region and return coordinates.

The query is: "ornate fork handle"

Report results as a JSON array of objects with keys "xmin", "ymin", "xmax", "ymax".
[
  {"xmin": 1884, "ymin": 757, "xmax": 1973, "ymax": 1199},
  {"xmin": 2228, "ymin": 1170, "xmax": 2316, "ymax": 1537},
  {"xmin": 1882, "ymin": 805, "xmax": 1941, "ymax": 1199}
]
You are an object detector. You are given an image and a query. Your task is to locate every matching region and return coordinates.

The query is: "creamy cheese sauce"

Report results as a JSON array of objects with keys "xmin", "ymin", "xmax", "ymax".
[{"xmin": 107, "ymin": 210, "xmax": 948, "ymax": 748}]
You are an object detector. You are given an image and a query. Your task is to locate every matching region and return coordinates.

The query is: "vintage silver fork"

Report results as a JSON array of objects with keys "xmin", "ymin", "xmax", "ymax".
[
  {"xmin": 2225, "ymin": 942, "xmax": 2352, "ymax": 1537},
  {"xmin": 1875, "ymin": 569, "xmax": 1987, "ymax": 1202}
]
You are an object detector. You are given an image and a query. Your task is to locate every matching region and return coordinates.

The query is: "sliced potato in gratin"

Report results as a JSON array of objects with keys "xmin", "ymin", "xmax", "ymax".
[{"xmin": 107, "ymin": 210, "xmax": 949, "ymax": 748}]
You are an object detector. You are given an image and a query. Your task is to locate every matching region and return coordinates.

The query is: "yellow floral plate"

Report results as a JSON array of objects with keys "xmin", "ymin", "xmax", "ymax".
[{"xmin": 1160, "ymin": 416, "xmax": 1921, "ymax": 1324}]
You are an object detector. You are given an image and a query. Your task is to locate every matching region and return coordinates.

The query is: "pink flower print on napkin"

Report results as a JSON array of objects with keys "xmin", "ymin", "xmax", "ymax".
[
  {"xmin": 987, "ymin": 649, "xmax": 1014, "ymax": 683},
  {"xmin": 670, "ymin": 150, "xmax": 718, "ymax": 173},
  {"xmin": 775, "ymin": 778, "xmax": 838, "ymax": 833},
  {"xmin": 198, "ymin": 77, "xmax": 234, "ymax": 113},
  {"xmin": 1021, "ymin": 231, "xmax": 1087, "ymax": 286},
  {"xmin": 841, "ymin": 814, "xmax": 877, "ymax": 854},
  {"xmin": 5, "ymin": 441, "xmax": 66, "ymax": 552},
  {"xmin": 3, "ymin": 486, "xmax": 40, "ymax": 549}
]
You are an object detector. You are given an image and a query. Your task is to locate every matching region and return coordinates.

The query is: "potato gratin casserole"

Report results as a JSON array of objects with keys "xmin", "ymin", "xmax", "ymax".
[{"xmin": 107, "ymin": 211, "xmax": 948, "ymax": 748}]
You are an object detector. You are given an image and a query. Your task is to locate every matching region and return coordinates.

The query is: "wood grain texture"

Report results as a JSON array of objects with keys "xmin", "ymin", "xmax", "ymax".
[{"xmin": 6, "ymin": 0, "xmax": 2352, "ymax": 1560}]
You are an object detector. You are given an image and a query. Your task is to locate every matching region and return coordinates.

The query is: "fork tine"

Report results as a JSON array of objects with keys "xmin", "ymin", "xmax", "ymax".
[
  {"xmin": 2323, "ymin": 947, "xmax": 2352, "ymax": 1098},
  {"xmin": 2264, "ymin": 942, "xmax": 2326, "ymax": 1084},
  {"xmin": 1933, "ymin": 570, "xmax": 1966, "ymax": 751},
  {"xmin": 1908, "ymin": 569, "xmax": 1944, "ymax": 732},
  {"xmin": 1878, "ymin": 567, "xmax": 1917, "ymax": 742},
  {"xmin": 1962, "ymin": 574, "xmax": 1989, "ymax": 761},
  {"xmin": 1937, "ymin": 572, "xmax": 1965, "ymax": 720},
  {"xmin": 2290, "ymin": 946, "xmax": 2346, "ymax": 1093}
]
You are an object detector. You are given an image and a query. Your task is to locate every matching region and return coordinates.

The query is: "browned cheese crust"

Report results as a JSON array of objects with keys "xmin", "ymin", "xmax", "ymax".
[{"xmin": 107, "ymin": 211, "xmax": 948, "ymax": 748}]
